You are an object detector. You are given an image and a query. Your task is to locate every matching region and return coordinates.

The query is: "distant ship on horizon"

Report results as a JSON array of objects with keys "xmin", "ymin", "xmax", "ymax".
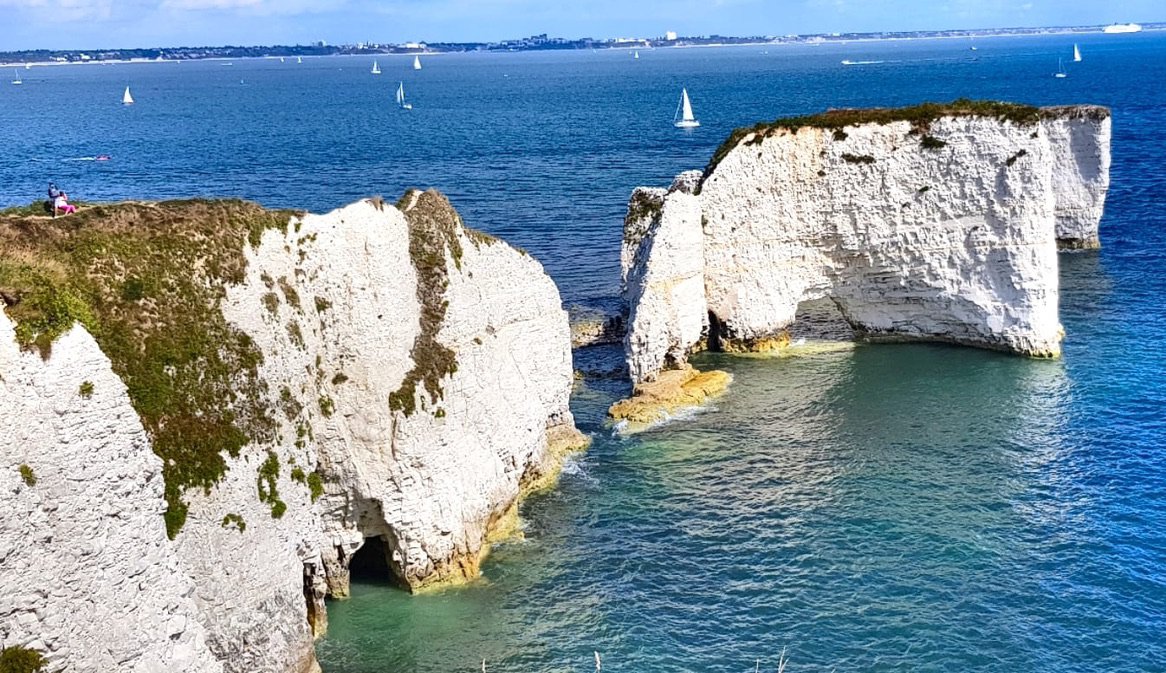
[{"xmin": 1103, "ymin": 23, "xmax": 1142, "ymax": 34}]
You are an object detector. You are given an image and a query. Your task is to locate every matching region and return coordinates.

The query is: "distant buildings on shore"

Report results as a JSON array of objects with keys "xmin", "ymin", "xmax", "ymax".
[{"xmin": 1, "ymin": 23, "xmax": 1159, "ymax": 65}]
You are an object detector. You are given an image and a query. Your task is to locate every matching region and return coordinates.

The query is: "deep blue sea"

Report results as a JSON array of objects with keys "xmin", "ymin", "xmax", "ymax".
[{"xmin": 3, "ymin": 33, "xmax": 1165, "ymax": 672}]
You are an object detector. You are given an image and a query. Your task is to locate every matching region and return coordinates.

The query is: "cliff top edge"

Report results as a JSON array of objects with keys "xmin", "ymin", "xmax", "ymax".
[{"xmin": 702, "ymin": 99, "xmax": 1111, "ymax": 186}]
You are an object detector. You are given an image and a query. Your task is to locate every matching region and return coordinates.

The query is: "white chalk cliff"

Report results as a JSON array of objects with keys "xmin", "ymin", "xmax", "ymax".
[
  {"xmin": 622, "ymin": 103, "xmax": 1111, "ymax": 384},
  {"xmin": 1, "ymin": 192, "xmax": 585, "ymax": 672},
  {"xmin": 1043, "ymin": 106, "xmax": 1111, "ymax": 249}
]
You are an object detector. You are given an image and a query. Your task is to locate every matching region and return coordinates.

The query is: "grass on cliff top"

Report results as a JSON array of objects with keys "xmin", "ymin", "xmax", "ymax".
[
  {"xmin": 0, "ymin": 199, "xmax": 297, "ymax": 538},
  {"xmin": 701, "ymin": 99, "xmax": 1044, "ymax": 184}
]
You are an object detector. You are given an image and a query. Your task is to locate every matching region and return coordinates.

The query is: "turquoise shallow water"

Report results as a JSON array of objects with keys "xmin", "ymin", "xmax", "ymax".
[{"xmin": 3, "ymin": 32, "xmax": 1165, "ymax": 673}]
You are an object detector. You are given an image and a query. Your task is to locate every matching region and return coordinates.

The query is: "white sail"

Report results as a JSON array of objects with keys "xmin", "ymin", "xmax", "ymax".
[
  {"xmin": 674, "ymin": 88, "xmax": 699, "ymax": 128},
  {"xmin": 634, "ymin": 50, "xmax": 639, "ymax": 59},
  {"xmin": 396, "ymin": 82, "xmax": 412, "ymax": 109},
  {"xmin": 1073, "ymin": 44, "xmax": 1082, "ymax": 62},
  {"xmin": 413, "ymin": 55, "xmax": 422, "ymax": 70},
  {"xmin": 371, "ymin": 60, "xmax": 381, "ymax": 74},
  {"xmin": 297, "ymin": 56, "xmax": 303, "ymax": 64},
  {"xmin": 122, "ymin": 86, "xmax": 134, "ymax": 104}
]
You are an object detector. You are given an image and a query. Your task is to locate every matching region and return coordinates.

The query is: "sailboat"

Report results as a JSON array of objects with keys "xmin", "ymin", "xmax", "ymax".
[
  {"xmin": 297, "ymin": 56, "xmax": 303, "ymax": 64},
  {"xmin": 1073, "ymin": 44, "xmax": 1082, "ymax": 62},
  {"xmin": 673, "ymin": 88, "xmax": 699, "ymax": 128},
  {"xmin": 280, "ymin": 57, "xmax": 285, "ymax": 63},
  {"xmin": 11, "ymin": 69, "xmax": 22, "ymax": 85},
  {"xmin": 1054, "ymin": 58, "xmax": 1068, "ymax": 78},
  {"xmin": 371, "ymin": 60, "xmax": 381, "ymax": 75},
  {"xmin": 122, "ymin": 86, "xmax": 134, "ymax": 105},
  {"xmin": 634, "ymin": 50, "xmax": 640, "ymax": 59},
  {"xmin": 413, "ymin": 55, "xmax": 422, "ymax": 71},
  {"xmin": 396, "ymin": 82, "xmax": 412, "ymax": 110}
]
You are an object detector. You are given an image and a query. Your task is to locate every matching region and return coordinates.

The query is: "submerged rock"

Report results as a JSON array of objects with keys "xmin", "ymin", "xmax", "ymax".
[
  {"xmin": 0, "ymin": 193, "xmax": 587, "ymax": 672},
  {"xmin": 619, "ymin": 101, "xmax": 1112, "ymax": 389},
  {"xmin": 568, "ymin": 302, "xmax": 626, "ymax": 349}
]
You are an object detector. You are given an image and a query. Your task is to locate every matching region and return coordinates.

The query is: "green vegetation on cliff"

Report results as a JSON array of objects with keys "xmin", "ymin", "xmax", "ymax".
[
  {"xmin": 625, "ymin": 189, "xmax": 664, "ymax": 229},
  {"xmin": 18, "ymin": 464, "xmax": 36, "ymax": 487},
  {"xmin": 290, "ymin": 466, "xmax": 326, "ymax": 502},
  {"xmin": 0, "ymin": 645, "xmax": 46, "ymax": 673},
  {"xmin": 389, "ymin": 190, "xmax": 464, "ymax": 417},
  {"xmin": 0, "ymin": 200, "xmax": 296, "ymax": 538},
  {"xmin": 702, "ymin": 99, "xmax": 1044, "ymax": 184},
  {"xmin": 257, "ymin": 450, "xmax": 287, "ymax": 518}
]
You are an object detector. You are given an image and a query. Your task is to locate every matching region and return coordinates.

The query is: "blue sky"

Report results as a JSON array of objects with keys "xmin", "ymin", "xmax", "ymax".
[{"xmin": 0, "ymin": 0, "xmax": 1161, "ymax": 50}]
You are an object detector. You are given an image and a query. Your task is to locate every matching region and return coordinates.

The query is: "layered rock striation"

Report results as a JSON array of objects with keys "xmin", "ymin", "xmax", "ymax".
[
  {"xmin": 621, "ymin": 101, "xmax": 1111, "ymax": 386},
  {"xmin": 1, "ymin": 192, "xmax": 586, "ymax": 672}
]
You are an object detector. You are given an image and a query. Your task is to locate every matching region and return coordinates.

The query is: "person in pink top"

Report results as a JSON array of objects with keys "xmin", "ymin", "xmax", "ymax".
[{"xmin": 54, "ymin": 191, "xmax": 77, "ymax": 216}]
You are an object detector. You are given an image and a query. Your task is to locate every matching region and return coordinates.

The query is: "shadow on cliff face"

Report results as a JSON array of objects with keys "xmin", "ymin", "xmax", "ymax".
[
  {"xmin": 706, "ymin": 298, "xmax": 855, "ymax": 352},
  {"xmin": 789, "ymin": 298, "xmax": 856, "ymax": 342},
  {"xmin": 348, "ymin": 536, "xmax": 396, "ymax": 586}
]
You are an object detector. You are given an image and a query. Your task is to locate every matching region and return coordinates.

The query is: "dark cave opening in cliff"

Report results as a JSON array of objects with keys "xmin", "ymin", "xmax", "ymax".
[
  {"xmin": 348, "ymin": 536, "xmax": 396, "ymax": 586},
  {"xmin": 790, "ymin": 298, "xmax": 855, "ymax": 342}
]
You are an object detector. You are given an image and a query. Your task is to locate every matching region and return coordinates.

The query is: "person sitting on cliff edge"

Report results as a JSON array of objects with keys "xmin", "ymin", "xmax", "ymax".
[
  {"xmin": 53, "ymin": 190, "xmax": 77, "ymax": 217},
  {"xmin": 45, "ymin": 182, "xmax": 77, "ymax": 217}
]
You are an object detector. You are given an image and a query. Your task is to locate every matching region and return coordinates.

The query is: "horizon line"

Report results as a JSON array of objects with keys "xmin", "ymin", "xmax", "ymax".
[{"xmin": 0, "ymin": 20, "xmax": 1158, "ymax": 55}]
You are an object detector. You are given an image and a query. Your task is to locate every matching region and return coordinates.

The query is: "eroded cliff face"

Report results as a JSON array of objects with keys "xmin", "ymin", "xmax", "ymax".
[
  {"xmin": 0, "ymin": 319, "xmax": 223, "ymax": 673},
  {"xmin": 232, "ymin": 192, "xmax": 582, "ymax": 595},
  {"xmin": 1, "ymin": 192, "xmax": 585, "ymax": 672},
  {"xmin": 622, "ymin": 177, "xmax": 707, "ymax": 384},
  {"xmin": 621, "ymin": 103, "xmax": 1111, "ymax": 386}
]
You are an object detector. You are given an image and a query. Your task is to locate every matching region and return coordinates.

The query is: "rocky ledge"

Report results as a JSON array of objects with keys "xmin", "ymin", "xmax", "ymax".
[
  {"xmin": 608, "ymin": 365, "xmax": 732, "ymax": 430},
  {"xmin": 614, "ymin": 101, "xmax": 1111, "ymax": 419},
  {"xmin": 0, "ymin": 193, "xmax": 588, "ymax": 673}
]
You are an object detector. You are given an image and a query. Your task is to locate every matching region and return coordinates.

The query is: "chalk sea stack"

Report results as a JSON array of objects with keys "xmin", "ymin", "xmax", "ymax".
[{"xmin": 614, "ymin": 101, "xmax": 1111, "ymax": 424}]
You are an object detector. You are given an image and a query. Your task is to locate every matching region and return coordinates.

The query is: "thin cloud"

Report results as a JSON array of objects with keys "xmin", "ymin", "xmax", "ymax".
[
  {"xmin": 0, "ymin": 0, "xmax": 116, "ymax": 20},
  {"xmin": 160, "ymin": 0, "xmax": 262, "ymax": 9}
]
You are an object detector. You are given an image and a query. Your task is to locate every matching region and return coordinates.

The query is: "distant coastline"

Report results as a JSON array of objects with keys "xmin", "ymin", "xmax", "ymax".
[{"xmin": 1, "ymin": 22, "xmax": 1160, "ymax": 67}]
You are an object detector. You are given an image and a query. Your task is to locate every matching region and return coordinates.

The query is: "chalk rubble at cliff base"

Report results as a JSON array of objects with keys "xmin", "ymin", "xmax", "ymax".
[
  {"xmin": 614, "ymin": 101, "xmax": 1112, "ymax": 419},
  {"xmin": 0, "ymin": 192, "xmax": 587, "ymax": 673}
]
